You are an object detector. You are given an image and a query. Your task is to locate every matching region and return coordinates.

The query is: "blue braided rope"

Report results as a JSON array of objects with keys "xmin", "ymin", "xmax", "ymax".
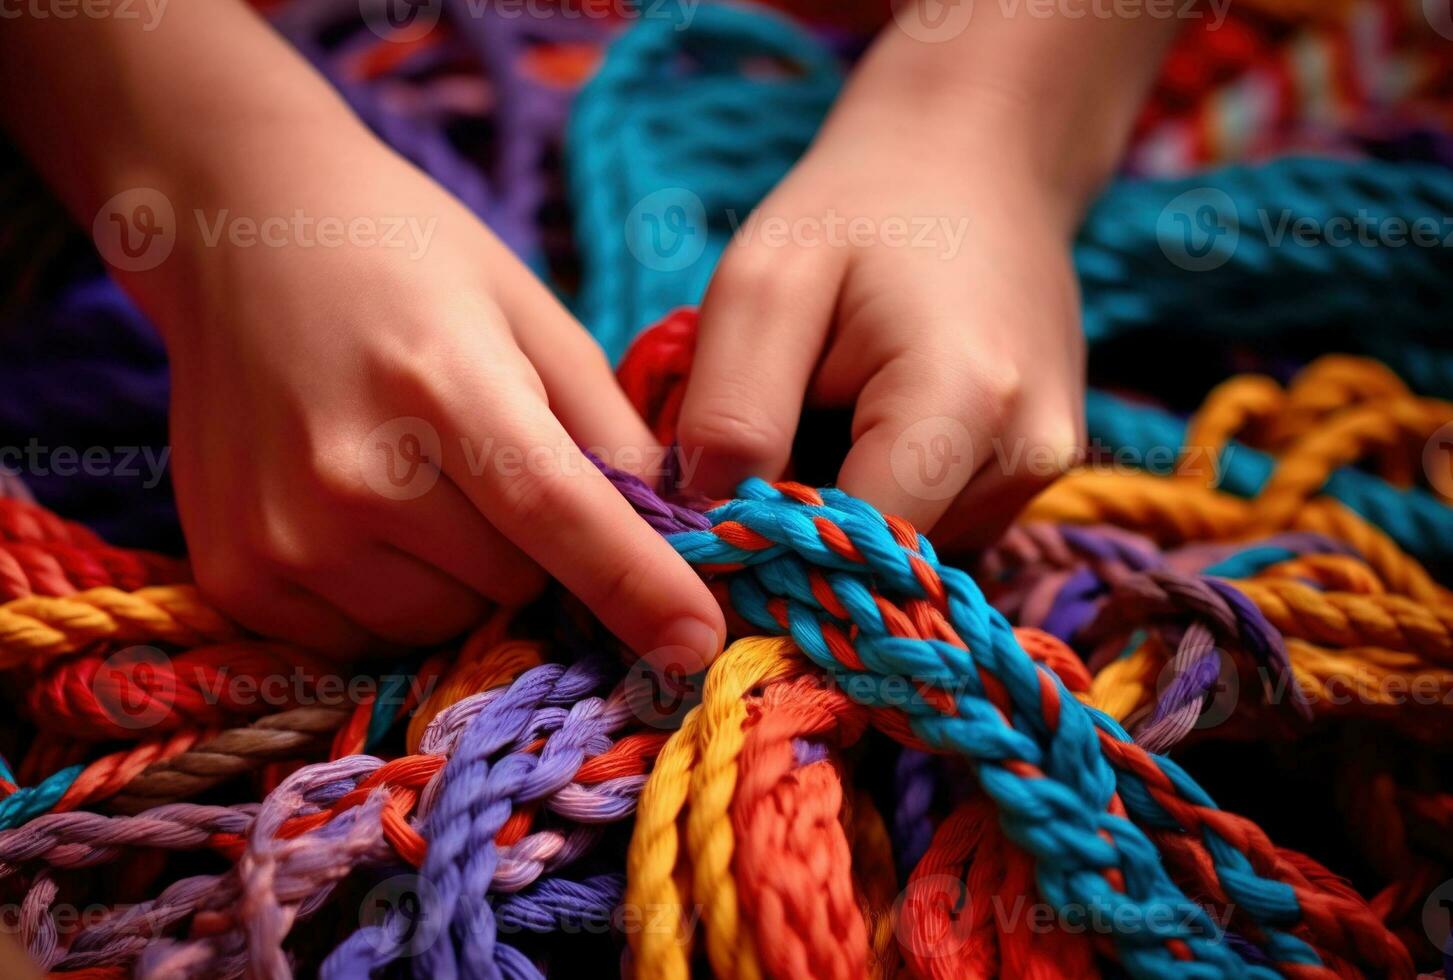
[{"xmin": 670, "ymin": 478, "xmax": 1319, "ymax": 978}]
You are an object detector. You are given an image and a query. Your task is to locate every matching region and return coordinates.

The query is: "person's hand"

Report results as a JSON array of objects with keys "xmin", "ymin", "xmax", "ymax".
[
  {"xmin": 677, "ymin": 102, "xmax": 1085, "ymax": 548},
  {"xmin": 675, "ymin": 1, "xmax": 1183, "ymax": 547},
  {"xmin": 156, "ymin": 143, "xmax": 724, "ymax": 661}
]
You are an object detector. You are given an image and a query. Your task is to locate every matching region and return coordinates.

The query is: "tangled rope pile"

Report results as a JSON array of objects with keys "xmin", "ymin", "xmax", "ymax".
[
  {"xmin": 2, "ymin": 312, "xmax": 1452, "ymax": 975},
  {"xmin": 0, "ymin": 2, "xmax": 1450, "ymax": 977}
]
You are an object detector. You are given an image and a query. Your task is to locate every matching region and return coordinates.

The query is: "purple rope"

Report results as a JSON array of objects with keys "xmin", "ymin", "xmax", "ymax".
[
  {"xmin": 590, "ymin": 452, "xmax": 710, "ymax": 534},
  {"xmin": 892, "ymin": 748, "xmax": 937, "ymax": 879},
  {"xmin": 52, "ymin": 757, "xmax": 387, "ymax": 973},
  {"xmin": 322, "ymin": 657, "xmax": 624, "ymax": 980},
  {"xmin": 1135, "ymin": 623, "xmax": 1225, "ymax": 752}
]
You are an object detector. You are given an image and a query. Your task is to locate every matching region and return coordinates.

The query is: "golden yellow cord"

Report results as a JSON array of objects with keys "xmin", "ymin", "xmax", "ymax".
[
  {"xmin": 625, "ymin": 635, "xmax": 806, "ymax": 980},
  {"xmin": 0, "ymin": 584, "xmax": 237, "ymax": 665}
]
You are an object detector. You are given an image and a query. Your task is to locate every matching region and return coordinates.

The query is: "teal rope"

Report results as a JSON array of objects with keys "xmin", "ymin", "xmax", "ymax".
[
  {"xmin": 668, "ymin": 479, "xmax": 1335, "ymax": 978},
  {"xmin": 1077, "ymin": 161, "xmax": 1453, "ymax": 396},
  {"xmin": 0, "ymin": 765, "xmax": 82, "ymax": 830},
  {"xmin": 570, "ymin": 5, "xmax": 1453, "ymax": 383},
  {"xmin": 1086, "ymin": 389, "xmax": 1453, "ymax": 571},
  {"xmin": 567, "ymin": 3, "xmax": 840, "ymax": 359}
]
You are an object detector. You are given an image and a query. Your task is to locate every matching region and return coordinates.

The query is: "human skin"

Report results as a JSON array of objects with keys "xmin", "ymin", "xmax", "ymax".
[
  {"xmin": 0, "ymin": 1, "xmax": 723, "ymax": 663},
  {"xmin": 678, "ymin": 0, "xmax": 1182, "ymax": 546},
  {"xmin": 0, "ymin": 0, "xmax": 1178, "ymax": 657}
]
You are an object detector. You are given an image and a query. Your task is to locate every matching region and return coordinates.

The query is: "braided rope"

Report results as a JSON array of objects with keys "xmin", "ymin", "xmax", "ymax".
[
  {"xmin": 0, "ymin": 585, "xmax": 237, "ymax": 666},
  {"xmin": 655, "ymin": 478, "xmax": 1407, "ymax": 977},
  {"xmin": 730, "ymin": 675, "xmax": 870, "ymax": 980}
]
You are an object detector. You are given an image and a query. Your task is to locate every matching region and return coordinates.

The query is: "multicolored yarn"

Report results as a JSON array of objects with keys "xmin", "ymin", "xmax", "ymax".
[
  {"xmin": 1, "ymin": 305, "xmax": 1451, "ymax": 975},
  {"xmin": 567, "ymin": 4, "xmax": 1453, "ymax": 381},
  {"xmin": 0, "ymin": 2, "xmax": 1449, "ymax": 976},
  {"xmin": 610, "ymin": 309, "xmax": 1452, "ymax": 978},
  {"xmin": 1129, "ymin": 0, "xmax": 1453, "ymax": 174}
]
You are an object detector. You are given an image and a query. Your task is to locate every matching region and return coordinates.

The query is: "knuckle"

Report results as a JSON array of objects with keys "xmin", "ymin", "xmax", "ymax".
[
  {"xmin": 678, "ymin": 402, "xmax": 789, "ymax": 472},
  {"xmin": 710, "ymin": 245, "xmax": 791, "ymax": 303},
  {"xmin": 972, "ymin": 363, "xmax": 1023, "ymax": 427},
  {"xmin": 493, "ymin": 466, "xmax": 568, "ymax": 528},
  {"xmin": 586, "ymin": 551, "xmax": 656, "ymax": 618}
]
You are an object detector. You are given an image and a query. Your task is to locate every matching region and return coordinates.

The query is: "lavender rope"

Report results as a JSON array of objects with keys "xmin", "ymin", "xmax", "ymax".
[{"xmin": 322, "ymin": 657, "xmax": 626, "ymax": 980}]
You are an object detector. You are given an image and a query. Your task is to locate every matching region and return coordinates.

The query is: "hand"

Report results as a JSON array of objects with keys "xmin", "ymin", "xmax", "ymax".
[
  {"xmin": 677, "ymin": 102, "xmax": 1085, "ymax": 547},
  {"xmin": 159, "ymin": 144, "xmax": 724, "ymax": 660}
]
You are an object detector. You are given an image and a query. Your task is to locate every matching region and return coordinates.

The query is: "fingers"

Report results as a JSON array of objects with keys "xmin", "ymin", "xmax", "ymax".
[
  {"xmin": 675, "ymin": 244, "xmax": 845, "ymax": 497},
  {"xmin": 374, "ymin": 475, "xmax": 547, "ymax": 606},
  {"xmin": 300, "ymin": 545, "xmax": 491, "ymax": 646},
  {"xmin": 836, "ymin": 348, "xmax": 1020, "ymax": 532},
  {"xmin": 494, "ymin": 249, "xmax": 666, "ymax": 482},
  {"xmin": 932, "ymin": 394, "xmax": 1086, "ymax": 550},
  {"xmin": 435, "ymin": 362, "xmax": 725, "ymax": 668},
  {"xmin": 193, "ymin": 564, "xmax": 374, "ymax": 657}
]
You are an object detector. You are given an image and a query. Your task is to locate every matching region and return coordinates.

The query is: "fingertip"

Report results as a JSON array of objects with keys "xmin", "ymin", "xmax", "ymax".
[
  {"xmin": 651, "ymin": 613, "xmax": 725, "ymax": 674},
  {"xmin": 836, "ymin": 434, "xmax": 961, "ymax": 534},
  {"xmin": 676, "ymin": 411, "xmax": 792, "ymax": 498}
]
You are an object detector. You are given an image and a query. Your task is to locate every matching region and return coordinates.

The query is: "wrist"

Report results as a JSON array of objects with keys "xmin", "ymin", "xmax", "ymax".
[{"xmin": 826, "ymin": 9, "xmax": 1182, "ymax": 220}]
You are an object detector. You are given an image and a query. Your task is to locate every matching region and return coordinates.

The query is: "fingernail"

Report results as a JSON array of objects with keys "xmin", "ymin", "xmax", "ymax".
[{"xmin": 652, "ymin": 616, "xmax": 723, "ymax": 674}]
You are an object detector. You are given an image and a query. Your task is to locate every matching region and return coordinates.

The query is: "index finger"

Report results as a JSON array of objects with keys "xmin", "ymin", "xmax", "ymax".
[{"xmin": 437, "ymin": 368, "xmax": 725, "ymax": 669}]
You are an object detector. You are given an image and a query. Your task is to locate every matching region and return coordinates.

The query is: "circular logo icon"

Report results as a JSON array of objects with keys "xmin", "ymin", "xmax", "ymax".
[
  {"xmin": 894, "ymin": 874, "xmax": 975, "ymax": 960},
  {"xmin": 1153, "ymin": 647, "xmax": 1240, "ymax": 735},
  {"xmin": 92, "ymin": 188, "xmax": 176, "ymax": 273},
  {"xmin": 624, "ymin": 188, "xmax": 707, "ymax": 273},
  {"xmin": 1423, "ymin": 421, "xmax": 1453, "ymax": 499},
  {"xmin": 623, "ymin": 644, "xmax": 706, "ymax": 730},
  {"xmin": 92, "ymin": 645, "xmax": 175, "ymax": 731},
  {"xmin": 890, "ymin": 416, "xmax": 975, "ymax": 503},
  {"xmin": 1425, "ymin": 0, "xmax": 1453, "ymax": 40},
  {"xmin": 890, "ymin": 0, "xmax": 973, "ymax": 42},
  {"xmin": 1155, "ymin": 187, "xmax": 1239, "ymax": 272},
  {"xmin": 359, "ymin": 0, "xmax": 442, "ymax": 42},
  {"xmin": 360, "ymin": 874, "xmax": 445, "ymax": 956},
  {"xmin": 1422, "ymin": 878, "xmax": 1453, "ymax": 959},
  {"xmin": 358, "ymin": 417, "xmax": 442, "ymax": 502}
]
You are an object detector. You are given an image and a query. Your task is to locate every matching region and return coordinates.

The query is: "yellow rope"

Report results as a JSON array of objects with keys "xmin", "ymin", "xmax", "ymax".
[
  {"xmin": 625, "ymin": 635, "xmax": 805, "ymax": 980},
  {"xmin": 0, "ymin": 585, "xmax": 237, "ymax": 665}
]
